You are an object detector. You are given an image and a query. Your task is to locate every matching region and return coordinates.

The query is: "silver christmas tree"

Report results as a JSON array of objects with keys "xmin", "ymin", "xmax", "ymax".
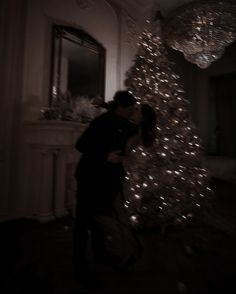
[{"xmin": 123, "ymin": 26, "xmax": 213, "ymax": 229}]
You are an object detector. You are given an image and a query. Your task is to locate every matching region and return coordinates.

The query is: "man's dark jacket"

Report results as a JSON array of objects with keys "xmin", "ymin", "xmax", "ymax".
[{"xmin": 74, "ymin": 110, "xmax": 136, "ymax": 214}]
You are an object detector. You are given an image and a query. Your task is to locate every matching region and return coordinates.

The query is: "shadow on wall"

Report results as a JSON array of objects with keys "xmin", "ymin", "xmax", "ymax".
[{"xmin": 205, "ymin": 155, "xmax": 236, "ymax": 184}]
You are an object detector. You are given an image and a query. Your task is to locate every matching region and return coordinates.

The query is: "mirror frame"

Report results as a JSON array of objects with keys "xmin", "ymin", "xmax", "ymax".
[{"xmin": 49, "ymin": 24, "xmax": 106, "ymax": 105}]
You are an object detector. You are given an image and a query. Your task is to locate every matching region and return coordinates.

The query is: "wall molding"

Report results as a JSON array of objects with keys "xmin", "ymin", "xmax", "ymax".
[{"xmin": 75, "ymin": 0, "xmax": 95, "ymax": 10}]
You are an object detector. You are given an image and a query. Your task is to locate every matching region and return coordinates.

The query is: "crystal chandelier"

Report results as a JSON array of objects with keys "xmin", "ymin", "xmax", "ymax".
[{"xmin": 163, "ymin": 0, "xmax": 236, "ymax": 68}]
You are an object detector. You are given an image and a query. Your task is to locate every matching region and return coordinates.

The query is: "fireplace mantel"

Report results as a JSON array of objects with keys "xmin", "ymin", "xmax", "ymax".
[
  {"xmin": 22, "ymin": 120, "xmax": 88, "ymax": 222},
  {"xmin": 24, "ymin": 120, "xmax": 86, "ymax": 145}
]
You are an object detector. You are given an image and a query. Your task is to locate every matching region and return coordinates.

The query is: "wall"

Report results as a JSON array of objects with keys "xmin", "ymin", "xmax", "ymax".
[
  {"xmin": 18, "ymin": 0, "xmax": 122, "ymax": 220},
  {"xmin": 0, "ymin": 0, "xmax": 27, "ymax": 221},
  {"xmin": 0, "ymin": 0, "xmax": 147, "ymax": 221},
  {"xmin": 194, "ymin": 42, "xmax": 236, "ymax": 149},
  {"xmin": 188, "ymin": 43, "xmax": 236, "ymax": 182},
  {"xmin": 22, "ymin": 0, "xmax": 121, "ymax": 121},
  {"xmin": 5, "ymin": 0, "xmax": 226, "ymax": 220},
  {"xmin": 166, "ymin": 42, "xmax": 236, "ymax": 182},
  {"xmin": 170, "ymin": 42, "xmax": 236, "ymax": 152}
]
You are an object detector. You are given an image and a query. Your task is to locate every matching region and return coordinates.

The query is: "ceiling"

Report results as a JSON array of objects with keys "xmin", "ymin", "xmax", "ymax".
[{"xmin": 107, "ymin": 0, "xmax": 192, "ymax": 19}]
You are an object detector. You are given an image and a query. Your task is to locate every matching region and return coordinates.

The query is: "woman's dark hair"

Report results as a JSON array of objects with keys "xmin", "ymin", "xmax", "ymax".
[{"xmin": 140, "ymin": 104, "xmax": 157, "ymax": 146}]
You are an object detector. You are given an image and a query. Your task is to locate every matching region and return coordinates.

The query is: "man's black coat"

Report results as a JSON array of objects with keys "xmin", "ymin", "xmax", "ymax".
[{"xmin": 74, "ymin": 110, "xmax": 136, "ymax": 214}]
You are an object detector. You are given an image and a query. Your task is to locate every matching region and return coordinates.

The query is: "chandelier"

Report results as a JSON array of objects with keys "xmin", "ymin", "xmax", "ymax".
[{"xmin": 163, "ymin": 0, "xmax": 236, "ymax": 68}]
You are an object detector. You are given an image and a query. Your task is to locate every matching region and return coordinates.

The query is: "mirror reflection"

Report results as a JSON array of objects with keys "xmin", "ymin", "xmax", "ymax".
[{"xmin": 48, "ymin": 25, "xmax": 106, "ymax": 121}]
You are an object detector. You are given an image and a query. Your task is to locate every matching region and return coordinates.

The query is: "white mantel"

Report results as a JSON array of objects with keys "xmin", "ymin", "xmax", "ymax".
[
  {"xmin": 21, "ymin": 120, "xmax": 87, "ymax": 222},
  {"xmin": 24, "ymin": 120, "xmax": 85, "ymax": 146}
]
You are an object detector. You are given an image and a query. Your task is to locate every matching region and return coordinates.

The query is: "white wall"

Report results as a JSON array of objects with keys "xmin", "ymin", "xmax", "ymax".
[
  {"xmin": 22, "ymin": 0, "xmax": 120, "ymax": 120},
  {"xmin": 194, "ymin": 43, "xmax": 236, "ymax": 148},
  {"xmin": 0, "ymin": 0, "xmax": 27, "ymax": 221},
  {"xmin": 0, "ymin": 0, "xmax": 159, "ymax": 221},
  {"xmin": 17, "ymin": 0, "xmax": 147, "ymax": 220}
]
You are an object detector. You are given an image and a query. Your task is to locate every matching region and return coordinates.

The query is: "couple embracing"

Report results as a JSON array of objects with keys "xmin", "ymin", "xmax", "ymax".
[{"xmin": 73, "ymin": 90, "xmax": 157, "ymax": 281}]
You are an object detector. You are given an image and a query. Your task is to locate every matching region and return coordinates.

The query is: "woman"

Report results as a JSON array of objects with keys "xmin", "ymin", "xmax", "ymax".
[
  {"xmin": 115, "ymin": 103, "xmax": 157, "ymax": 222},
  {"xmin": 73, "ymin": 90, "xmax": 137, "ymax": 279},
  {"xmin": 97, "ymin": 103, "xmax": 157, "ymax": 270},
  {"xmin": 126, "ymin": 103, "xmax": 157, "ymax": 154}
]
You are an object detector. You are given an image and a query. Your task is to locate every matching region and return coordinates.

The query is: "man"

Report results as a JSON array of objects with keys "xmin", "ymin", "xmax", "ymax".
[{"xmin": 73, "ymin": 90, "xmax": 137, "ymax": 282}]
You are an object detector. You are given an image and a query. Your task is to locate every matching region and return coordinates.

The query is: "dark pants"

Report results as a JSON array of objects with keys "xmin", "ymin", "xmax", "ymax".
[
  {"xmin": 73, "ymin": 200, "xmax": 106, "ymax": 275},
  {"xmin": 73, "ymin": 163, "xmax": 125, "ymax": 274}
]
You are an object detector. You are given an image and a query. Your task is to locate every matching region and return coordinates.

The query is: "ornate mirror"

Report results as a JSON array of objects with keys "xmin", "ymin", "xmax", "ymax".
[{"xmin": 48, "ymin": 24, "xmax": 106, "ymax": 119}]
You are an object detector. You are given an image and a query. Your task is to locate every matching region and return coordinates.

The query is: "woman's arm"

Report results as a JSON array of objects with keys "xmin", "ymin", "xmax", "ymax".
[{"xmin": 125, "ymin": 130, "xmax": 141, "ymax": 155}]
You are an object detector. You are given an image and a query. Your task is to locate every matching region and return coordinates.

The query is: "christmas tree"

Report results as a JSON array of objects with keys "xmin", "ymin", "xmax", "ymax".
[{"xmin": 123, "ymin": 23, "xmax": 213, "ymax": 229}]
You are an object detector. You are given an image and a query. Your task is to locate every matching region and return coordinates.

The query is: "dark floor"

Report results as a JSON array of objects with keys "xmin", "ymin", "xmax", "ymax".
[{"xmin": 1, "ymin": 179, "xmax": 236, "ymax": 294}]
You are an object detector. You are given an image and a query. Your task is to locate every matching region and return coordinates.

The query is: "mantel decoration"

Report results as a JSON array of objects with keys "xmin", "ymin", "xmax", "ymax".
[
  {"xmin": 40, "ymin": 92, "xmax": 105, "ymax": 123},
  {"xmin": 163, "ymin": 0, "xmax": 236, "ymax": 68}
]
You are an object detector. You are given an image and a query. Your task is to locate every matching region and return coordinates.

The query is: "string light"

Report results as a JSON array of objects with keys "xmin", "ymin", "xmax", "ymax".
[{"xmin": 123, "ymin": 27, "xmax": 213, "ymax": 228}]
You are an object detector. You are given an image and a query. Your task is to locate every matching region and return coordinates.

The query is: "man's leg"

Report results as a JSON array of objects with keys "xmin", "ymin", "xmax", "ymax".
[
  {"xmin": 73, "ymin": 201, "xmax": 90, "ymax": 277},
  {"xmin": 90, "ymin": 217, "xmax": 107, "ymax": 263}
]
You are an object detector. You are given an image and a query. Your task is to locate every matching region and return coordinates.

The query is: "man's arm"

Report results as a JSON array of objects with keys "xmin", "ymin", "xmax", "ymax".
[{"xmin": 75, "ymin": 116, "xmax": 112, "ymax": 162}]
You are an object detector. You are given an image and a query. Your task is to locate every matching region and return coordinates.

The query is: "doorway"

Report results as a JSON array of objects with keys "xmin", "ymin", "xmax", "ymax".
[{"xmin": 208, "ymin": 72, "xmax": 236, "ymax": 157}]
